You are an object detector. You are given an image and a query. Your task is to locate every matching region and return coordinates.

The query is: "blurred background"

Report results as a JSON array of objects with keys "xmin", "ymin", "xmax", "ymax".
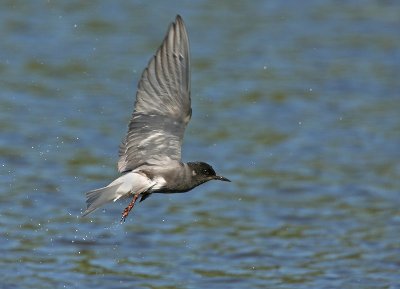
[{"xmin": 0, "ymin": 1, "xmax": 399, "ymax": 288}]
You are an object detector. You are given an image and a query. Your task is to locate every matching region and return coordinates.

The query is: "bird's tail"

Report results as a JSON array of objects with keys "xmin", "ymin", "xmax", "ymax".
[{"xmin": 82, "ymin": 184, "xmax": 121, "ymax": 217}]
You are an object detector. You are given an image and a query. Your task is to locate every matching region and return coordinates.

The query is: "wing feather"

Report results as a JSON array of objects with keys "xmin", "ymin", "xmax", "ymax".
[{"xmin": 118, "ymin": 15, "xmax": 191, "ymax": 173}]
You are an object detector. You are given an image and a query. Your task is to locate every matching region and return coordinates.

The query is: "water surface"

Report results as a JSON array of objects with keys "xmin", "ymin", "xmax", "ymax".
[{"xmin": 1, "ymin": 1, "xmax": 399, "ymax": 288}]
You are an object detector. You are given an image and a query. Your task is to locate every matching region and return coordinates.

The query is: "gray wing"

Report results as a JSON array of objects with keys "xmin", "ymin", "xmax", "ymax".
[{"xmin": 118, "ymin": 15, "xmax": 191, "ymax": 173}]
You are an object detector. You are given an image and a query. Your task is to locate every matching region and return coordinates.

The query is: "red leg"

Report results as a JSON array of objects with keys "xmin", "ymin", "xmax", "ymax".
[{"xmin": 121, "ymin": 193, "xmax": 140, "ymax": 223}]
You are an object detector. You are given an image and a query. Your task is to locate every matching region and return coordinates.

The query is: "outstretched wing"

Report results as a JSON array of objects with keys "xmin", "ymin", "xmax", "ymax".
[{"xmin": 118, "ymin": 15, "xmax": 191, "ymax": 173}]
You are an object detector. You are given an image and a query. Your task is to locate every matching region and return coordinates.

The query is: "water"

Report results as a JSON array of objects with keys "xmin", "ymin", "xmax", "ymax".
[{"xmin": 1, "ymin": 1, "xmax": 400, "ymax": 288}]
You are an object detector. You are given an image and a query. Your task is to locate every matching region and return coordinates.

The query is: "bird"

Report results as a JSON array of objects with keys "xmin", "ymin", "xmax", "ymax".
[{"xmin": 82, "ymin": 15, "xmax": 230, "ymax": 222}]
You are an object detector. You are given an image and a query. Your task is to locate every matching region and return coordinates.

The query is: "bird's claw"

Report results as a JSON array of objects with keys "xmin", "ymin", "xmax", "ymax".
[
  {"xmin": 120, "ymin": 193, "xmax": 140, "ymax": 223},
  {"xmin": 120, "ymin": 208, "xmax": 130, "ymax": 223}
]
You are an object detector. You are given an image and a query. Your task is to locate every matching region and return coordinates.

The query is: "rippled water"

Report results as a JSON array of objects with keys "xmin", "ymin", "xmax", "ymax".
[{"xmin": 1, "ymin": 1, "xmax": 400, "ymax": 288}]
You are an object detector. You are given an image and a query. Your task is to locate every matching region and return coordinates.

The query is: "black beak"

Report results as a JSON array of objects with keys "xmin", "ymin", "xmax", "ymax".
[{"xmin": 214, "ymin": 175, "xmax": 231, "ymax": 182}]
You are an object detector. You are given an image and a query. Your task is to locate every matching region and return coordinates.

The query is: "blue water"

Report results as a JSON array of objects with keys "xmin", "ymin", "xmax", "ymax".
[{"xmin": 1, "ymin": 1, "xmax": 400, "ymax": 288}]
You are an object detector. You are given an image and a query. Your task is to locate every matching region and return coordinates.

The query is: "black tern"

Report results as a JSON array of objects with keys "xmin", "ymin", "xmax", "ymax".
[{"xmin": 83, "ymin": 15, "xmax": 230, "ymax": 222}]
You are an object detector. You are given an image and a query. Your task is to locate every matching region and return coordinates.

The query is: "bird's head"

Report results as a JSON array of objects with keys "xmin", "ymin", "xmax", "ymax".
[{"xmin": 187, "ymin": 162, "xmax": 230, "ymax": 186}]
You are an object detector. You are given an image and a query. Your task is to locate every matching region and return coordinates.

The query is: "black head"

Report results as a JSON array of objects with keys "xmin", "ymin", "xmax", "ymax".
[{"xmin": 187, "ymin": 162, "xmax": 230, "ymax": 185}]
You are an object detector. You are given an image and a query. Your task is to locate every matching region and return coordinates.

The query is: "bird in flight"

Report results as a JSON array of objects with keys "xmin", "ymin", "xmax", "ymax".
[{"xmin": 82, "ymin": 15, "xmax": 230, "ymax": 222}]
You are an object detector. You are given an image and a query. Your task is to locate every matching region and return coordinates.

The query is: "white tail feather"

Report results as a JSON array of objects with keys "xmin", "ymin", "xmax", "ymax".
[
  {"xmin": 82, "ymin": 171, "xmax": 156, "ymax": 217},
  {"xmin": 82, "ymin": 184, "xmax": 122, "ymax": 216}
]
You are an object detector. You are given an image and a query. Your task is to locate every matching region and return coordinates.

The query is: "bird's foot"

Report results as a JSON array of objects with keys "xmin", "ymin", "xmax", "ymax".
[
  {"xmin": 120, "ymin": 193, "xmax": 140, "ymax": 223},
  {"xmin": 121, "ymin": 206, "xmax": 132, "ymax": 223}
]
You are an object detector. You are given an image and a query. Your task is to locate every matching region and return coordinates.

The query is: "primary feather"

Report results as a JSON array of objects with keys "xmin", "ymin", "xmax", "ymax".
[{"xmin": 118, "ymin": 15, "xmax": 191, "ymax": 173}]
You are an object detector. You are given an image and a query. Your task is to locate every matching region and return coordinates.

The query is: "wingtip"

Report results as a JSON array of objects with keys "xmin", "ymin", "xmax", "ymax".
[
  {"xmin": 175, "ymin": 15, "xmax": 185, "ymax": 26},
  {"xmin": 166, "ymin": 15, "xmax": 185, "ymax": 39}
]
